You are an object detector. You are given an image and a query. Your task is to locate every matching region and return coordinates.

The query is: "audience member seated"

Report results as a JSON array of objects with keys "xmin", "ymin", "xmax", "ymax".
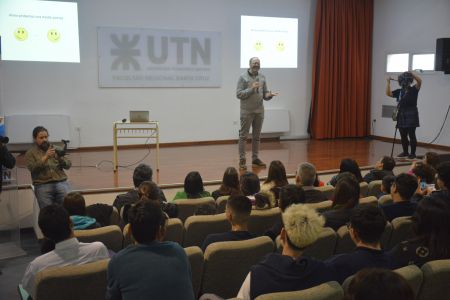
[
  {"xmin": 254, "ymin": 191, "xmax": 272, "ymax": 209},
  {"xmin": 325, "ymin": 204, "xmax": 391, "ymax": 283},
  {"xmin": 261, "ymin": 160, "xmax": 289, "ymax": 207},
  {"xmin": 113, "ymin": 163, "xmax": 166, "ymax": 213},
  {"xmin": 240, "ymin": 171, "xmax": 261, "ymax": 204},
  {"xmin": 201, "ymin": 195, "xmax": 255, "ymax": 251},
  {"xmin": 380, "ymin": 173, "xmax": 418, "ymax": 221},
  {"xmin": 237, "ymin": 204, "xmax": 336, "ymax": 299},
  {"xmin": 63, "ymin": 192, "xmax": 100, "ymax": 230},
  {"xmin": 211, "ymin": 167, "xmax": 241, "ymax": 200},
  {"xmin": 106, "ymin": 200, "xmax": 195, "ymax": 300},
  {"xmin": 408, "ymin": 151, "xmax": 440, "ymax": 175},
  {"xmin": 322, "ymin": 174, "xmax": 360, "ymax": 231},
  {"xmin": 346, "ymin": 268, "xmax": 414, "ymax": 300},
  {"xmin": 410, "ymin": 162, "xmax": 437, "ymax": 203},
  {"xmin": 389, "ymin": 194, "xmax": 450, "ymax": 268},
  {"xmin": 22, "ymin": 205, "xmax": 109, "ymax": 298},
  {"xmin": 295, "ymin": 162, "xmax": 327, "ymax": 203},
  {"xmin": 377, "ymin": 175, "xmax": 395, "ymax": 199},
  {"xmin": 194, "ymin": 202, "xmax": 218, "ymax": 215},
  {"xmin": 265, "ymin": 184, "xmax": 305, "ymax": 240},
  {"xmin": 122, "ymin": 181, "xmax": 178, "ymax": 224},
  {"xmin": 328, "ymin": 158, "xmax": 363, "ymax": 186},
  {"xmin": 423, "ymin": 161, "xmax": 450, "ymax": 201},
  {"xmin": 363, "ymin": 156, "xmax": 396, "ymax": 183},
  {"xmin": 173, "ymin": 171, "xmax": 211, "ymax": 200}
]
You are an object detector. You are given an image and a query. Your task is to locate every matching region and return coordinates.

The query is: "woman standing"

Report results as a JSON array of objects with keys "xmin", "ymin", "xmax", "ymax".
[{"xmin": 386, "ymin": 71, "xmax": 422, "ymax": 159}]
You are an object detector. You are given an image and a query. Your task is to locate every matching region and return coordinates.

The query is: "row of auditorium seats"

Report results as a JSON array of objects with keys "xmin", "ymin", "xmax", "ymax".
[
  {"xmin": 74, "ymin": 213, "xmax": 415, "ymax": 262},
  {"xmin": 26, "ymin": 241, "xmax": 450, "ymax": 300}
]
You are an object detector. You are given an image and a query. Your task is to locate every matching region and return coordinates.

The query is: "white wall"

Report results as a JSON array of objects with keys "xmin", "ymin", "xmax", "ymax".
[
  {"xmin": 372, "ymin": 0, "xmax": 450, "ymax": 147},
  {"xmin": 0, "ymin": 0, "xmax": 315, "ymax": 147}
]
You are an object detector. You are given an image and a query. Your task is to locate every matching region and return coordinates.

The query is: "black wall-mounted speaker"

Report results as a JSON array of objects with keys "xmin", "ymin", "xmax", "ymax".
[{"xmin": 435, "ymin": 38, "xmax": 450, "ymax": 74}]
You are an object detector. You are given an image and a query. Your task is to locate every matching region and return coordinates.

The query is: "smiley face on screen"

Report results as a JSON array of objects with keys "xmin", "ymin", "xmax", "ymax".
[
  {"xmin": 14, "ymin": 27, "xmax": 28, "ymax": 41},
  {"xmin": 254, "ymin": 41, "xmax": 263, "ymax": 51},
  {"xmin": 276, "ymin": 41, "xmax": 285, "ymax": 52},
  {"xmin": 47, "ymin": 29, "xmax": 61, "ymax": 42}
]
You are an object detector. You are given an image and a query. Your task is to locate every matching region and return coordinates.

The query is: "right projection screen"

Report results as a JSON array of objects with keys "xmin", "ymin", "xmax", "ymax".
[{"xmin": 240, "ymin": 15, "xmax": 298, "ymax": 69}]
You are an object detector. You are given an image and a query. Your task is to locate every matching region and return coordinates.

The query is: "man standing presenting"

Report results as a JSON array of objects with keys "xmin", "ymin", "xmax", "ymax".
[{"xmin": 236, "ymin": 57, "xmax": 278, "ymax": 170}]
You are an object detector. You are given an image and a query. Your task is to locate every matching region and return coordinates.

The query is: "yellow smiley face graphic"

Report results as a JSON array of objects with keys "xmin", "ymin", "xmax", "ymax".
[
  {"xmin": 14, "ymin": 27, "xmax": 28, "ymax": 41},
  {"xmin": 254, "ymin": 41, "xmax": 263, "ymax": 51},
  {"xmin": 276, "ymin": 41, "xmax": 285, "ymax": 52},
  {"xmin": 47, "ymin": 29, "xmax": 61, "ymax": 42}
]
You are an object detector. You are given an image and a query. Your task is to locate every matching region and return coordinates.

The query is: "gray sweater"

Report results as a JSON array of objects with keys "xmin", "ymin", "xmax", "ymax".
[{"xmin": 236, "ymin": 70, "xmax": 272, "ymax": 114}]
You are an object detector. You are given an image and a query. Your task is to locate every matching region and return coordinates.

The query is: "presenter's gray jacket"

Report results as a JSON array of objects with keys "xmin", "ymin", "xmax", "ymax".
[{"xmin": 236, "ymin": 70, "xmax": 272, "ymax": 115}]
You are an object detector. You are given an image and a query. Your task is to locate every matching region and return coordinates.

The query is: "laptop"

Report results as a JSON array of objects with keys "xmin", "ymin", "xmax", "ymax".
[{"xmin": 129, "ymin": 111, "xmax": 149, "ymax": 122}]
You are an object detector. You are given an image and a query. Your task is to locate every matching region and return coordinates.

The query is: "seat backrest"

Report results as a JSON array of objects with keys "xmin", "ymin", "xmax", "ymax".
[
  {"xmin": 305, "ymin": 200, "xmax": 333, "ymax": 213},
  {"xmin": 378, "ymin": 194, "xmax": 393, "ymax": 205},
  {"xmin": 173, "ymin": 197, "xmax": 216, "ymax": 222},
  {"xmin": 216, "ymin": 196, "xmax": 229, "ymax": 213},
  {"xmin": 380, "ymin": 222, "xmax": 393, "ymax": 249},
  {"xmin": 394, "ymin": 264, "xmax": 423, "ymax": 298},
  {"xmin": 201, "ymin": 236, "xmax": 274, "ymax": 298},
  {"xmin": 302, "ymin": 227, "xmax": 338, "ymax": 260},
  {"xmin": 183, "ymin": 214, "xmax": 230, "ymax": 247},
  {"xmin": 334, "ymin": 225, "xmax": 355, "ymax": 254},
  {"xmin": 359, "ymin": 196, "xmax": 378, "ymax": 205},
  {"xmin": 255, "ymin": 281, "xmax": 344, "ymax": 300},
  {"xmin": 315, "ymin": 185, "xmax": 335, "ymax": 200},
  {"xmin": 109, "ymin": 206, "xmax": 121, "ymax": 226},
  {"xmin": 74, "ymin": 225, "xmax": 123, "ymax": 252},
  {"xmin": 248, "ymin": 207, "xmax": 281, "ymax": 235},
  {"xmin": 34, "ymin": 259, "xmax": 109, "ymax": 300},
  {"xmin": 386, "ymin": 216, "xmax": 416, "ymax": 250},
  {"xmin": 164, "ymin": 218, "xmax": 184, "ymax": 244},
  {"xmin": 367, "ymin": 180, "xmax": 382, "ymax": 197},
  {"xmin": 184, "ymin": 246, "xmax": 204, "ymax": 299},
  {"xmin": 359, "ymin": 182, "xmax": 369, "ymax": 197},
  {"xmin": 418, "ymin": 259, "xmax": 450, "ymax": 300}
]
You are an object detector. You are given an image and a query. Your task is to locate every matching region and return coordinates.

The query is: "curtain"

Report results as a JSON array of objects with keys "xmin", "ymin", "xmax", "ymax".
[{"xmin": 309, "ymin": 0, "xmax": 373, "ymax": 139}]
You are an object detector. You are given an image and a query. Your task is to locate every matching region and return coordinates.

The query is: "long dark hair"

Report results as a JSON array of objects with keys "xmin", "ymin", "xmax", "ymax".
[
  {"xmin": 184, "ymin": 171, "xmax": 205, "ymax": 198},
  {"xmin": 264, "ymin": 160, "xmax": 288, "ymax": 187},
  {"xmin": 412, "ymin": 195, "xmax": 450, "ymax": 259},
  {"xmin": 339, "ymin": 158, "xmax": 363, "ymax": 182},
  {"xmin": 333, "ymin": 175, "xmax": 360, "ymax": 209},
  {"xmin": 218, "ymin": 167, "xmax": 240, "ymax": 196}
]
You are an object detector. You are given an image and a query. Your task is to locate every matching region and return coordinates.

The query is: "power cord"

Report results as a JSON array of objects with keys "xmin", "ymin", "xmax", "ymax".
[{"xmin": 426, "ymin": 104, "xmax": 450, "ymax": 145}]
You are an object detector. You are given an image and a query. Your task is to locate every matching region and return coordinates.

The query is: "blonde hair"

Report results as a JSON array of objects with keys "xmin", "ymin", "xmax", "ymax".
[{"xmin": 282, "ymin": 204, "xmax": 325, "ymax": 249}]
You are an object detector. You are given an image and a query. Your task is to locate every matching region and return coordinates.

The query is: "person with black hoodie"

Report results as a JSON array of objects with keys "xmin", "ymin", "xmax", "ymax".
[
  {"xmin": 325, "ymin": 205, "xmax": 393, "ymax": 283},
  {"xmin": 237, "ymin": 204, "xmax": 336, "ymax": 299},
  {"xmin": 363, "ymin": 156, "xmax": 396, "ymax": 183}
]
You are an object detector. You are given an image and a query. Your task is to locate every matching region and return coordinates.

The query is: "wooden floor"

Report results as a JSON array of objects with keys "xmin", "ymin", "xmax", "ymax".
[{"xmin": 13, "ymin": 138, "xmax": 447, "ymax": 191}]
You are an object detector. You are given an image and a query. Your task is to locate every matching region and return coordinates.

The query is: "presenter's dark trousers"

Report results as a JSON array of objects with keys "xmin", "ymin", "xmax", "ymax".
[{"xmin": 399, "ymin": 127, "xmax": 417, "ymax": 155}]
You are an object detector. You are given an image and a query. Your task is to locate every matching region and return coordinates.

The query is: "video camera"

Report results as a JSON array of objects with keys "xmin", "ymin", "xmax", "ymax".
[{"xmin": 53, "ymin": 139, "xmax": 70, "ymax": 157}]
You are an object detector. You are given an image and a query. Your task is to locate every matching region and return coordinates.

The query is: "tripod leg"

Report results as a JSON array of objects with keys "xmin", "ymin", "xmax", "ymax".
[{"xmin": 390, "ymin": 126, "xmax": 398, "ymax": 158}]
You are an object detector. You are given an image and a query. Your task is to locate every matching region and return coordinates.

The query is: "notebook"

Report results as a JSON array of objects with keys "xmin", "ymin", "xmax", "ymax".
[{"xmin": 129, "ymin": 111, "xmax": 149, "ymax": 122}]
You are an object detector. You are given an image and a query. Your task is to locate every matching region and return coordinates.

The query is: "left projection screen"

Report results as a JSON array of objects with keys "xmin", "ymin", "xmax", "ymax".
[{"xmin": 0, "ymin": 0, "xmax": 80, "ymax": 63}]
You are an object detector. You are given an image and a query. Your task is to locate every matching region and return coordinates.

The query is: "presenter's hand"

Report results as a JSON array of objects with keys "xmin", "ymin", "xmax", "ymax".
[
  {"xmin": 46, "ymin": 147, "xmax": 56, "ymax": 158},
  {"xmin": 251, "ymin": 82, "xmax": 261, "ymax": 90},
  {"xmin": 265, "ymin": 91, "xmax": 279, "ymax": 98}
]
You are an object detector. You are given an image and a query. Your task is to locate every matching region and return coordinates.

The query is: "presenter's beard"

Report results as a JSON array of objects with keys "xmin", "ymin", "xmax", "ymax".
[{"xmin": 39, "ymin": 141, "xmax": 50, "ymax": 151}]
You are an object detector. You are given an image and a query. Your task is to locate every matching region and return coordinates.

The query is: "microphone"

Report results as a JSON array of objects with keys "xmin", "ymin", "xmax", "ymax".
[{"xmin": 255, "ymin": 78, "xmax": 259, "ymax": 93}]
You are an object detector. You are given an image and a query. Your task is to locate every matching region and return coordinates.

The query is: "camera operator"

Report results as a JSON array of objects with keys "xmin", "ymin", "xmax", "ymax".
[
  {"xmin": 0, "ymin": 136, "xmax": 16, "ymax": 194},
  {"xmin": 386, "ymin": 71, "xmax": 422, "ymax": 159},
  {"xmin": 25, "ymin": 126, "xmax": 72, "ymax": 208}
]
